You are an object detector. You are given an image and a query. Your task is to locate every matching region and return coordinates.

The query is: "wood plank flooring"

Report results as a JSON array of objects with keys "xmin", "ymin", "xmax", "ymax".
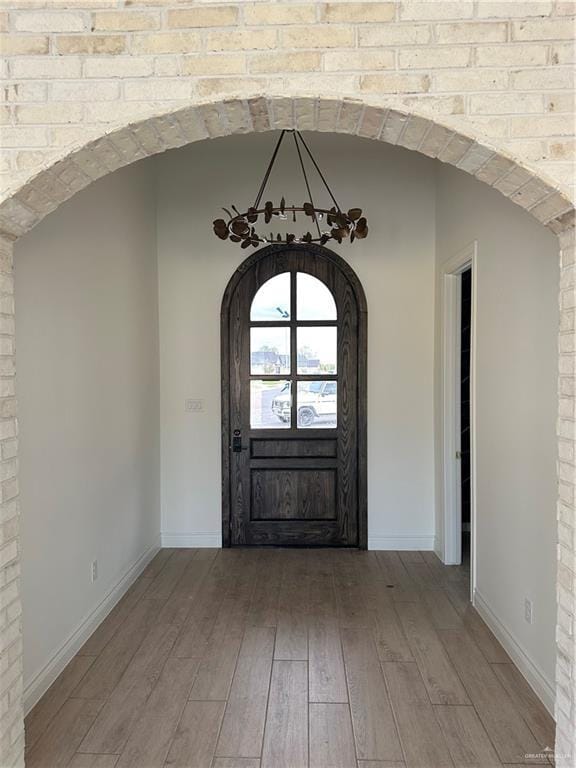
[{"xmin": 26, "ymin": 548, "xmax": 555, "ymax": 768}]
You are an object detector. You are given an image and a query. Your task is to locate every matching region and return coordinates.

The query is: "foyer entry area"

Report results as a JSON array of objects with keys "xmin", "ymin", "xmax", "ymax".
[
  {"xmin": 25, "ymin": 547, "xmax": 554, "ymax": 768},
  {"xmin": 15, "ymin": 130, "xmax": 560, "ymax": 765}
]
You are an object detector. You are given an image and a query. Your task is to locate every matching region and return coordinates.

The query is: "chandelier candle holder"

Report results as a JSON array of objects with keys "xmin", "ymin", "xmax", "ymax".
[{"xmin": 213, "ymin": 130, "xmax": 368, "ymax": 249}]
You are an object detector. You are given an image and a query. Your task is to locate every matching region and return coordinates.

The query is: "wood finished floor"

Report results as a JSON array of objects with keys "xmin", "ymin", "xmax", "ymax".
[{"xmin": 25, "ymin": 548, "xmax": 555, "ymax": 768}]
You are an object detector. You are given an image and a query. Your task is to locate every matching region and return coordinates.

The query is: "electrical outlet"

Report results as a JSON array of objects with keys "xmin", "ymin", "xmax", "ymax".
[
  {"xmin": 91, "ymin": 560, "xmax": 98, "ymax": 583},
  {"xmin": 185, "ymin": 398, "xmax": 204, "ymax": 413},
  {"xmin": 524, "ymin": 598, "xmax": 533, "ymax": 624}
]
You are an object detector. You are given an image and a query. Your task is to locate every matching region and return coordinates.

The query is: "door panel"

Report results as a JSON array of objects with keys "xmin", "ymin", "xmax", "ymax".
[
  {"xmin": 251, "ymin": 439, "xmax": 337, "ymax": 458},
  {"xmin": 222, "ymin": 244, "xmax": 367, "ymax": 548},
  {"xmin": 251, "ymin": 469, "xmax": 336, "ymax": 521}
]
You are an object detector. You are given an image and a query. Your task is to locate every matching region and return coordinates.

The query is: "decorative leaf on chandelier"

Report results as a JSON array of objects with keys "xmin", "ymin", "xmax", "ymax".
[{"xmin": 212, "ymin": 130, "xmax": 368, "ymax": 249}]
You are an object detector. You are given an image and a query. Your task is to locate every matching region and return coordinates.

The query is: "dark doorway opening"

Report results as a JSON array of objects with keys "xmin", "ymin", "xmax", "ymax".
[{"xmin": 460, "ymin": 268, "xmax": 472, "ymax": 565}]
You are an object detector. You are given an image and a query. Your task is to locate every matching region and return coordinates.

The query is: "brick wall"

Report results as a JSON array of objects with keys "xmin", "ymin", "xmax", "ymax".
[
  {"xmin": 0, "ymin": 2, "xmax": 574, "ymax": 766},
  {"xmin": 0, "ymin": 1, "xmax": 574, "ymax": 199},
  {"xmin": 0, "ymin": 235, "xmax": 22, "ymax": 768}
]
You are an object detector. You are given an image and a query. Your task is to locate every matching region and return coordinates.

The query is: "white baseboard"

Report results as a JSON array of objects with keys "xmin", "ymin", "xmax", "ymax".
[
  {"xmin": 23, "ymin": 536, "xmax": 161, "ymax": 716},
  {"xmin": 162, "ymin": 532, "xmax": 432, "ymax": 550},
  {"xmin": 161, "ymin": 531, "xmax": 222, "ymax": 548},
  {"xmin": 473, "ymin": 588, "xmax": 555, "ymax": 716},
  {"xmin": 433, "ymin": 536, "xmax": 443, "ymax": 559},
  {"xmin": 368, "ymin": 535, "xmax": 435, "ymax": 551}
]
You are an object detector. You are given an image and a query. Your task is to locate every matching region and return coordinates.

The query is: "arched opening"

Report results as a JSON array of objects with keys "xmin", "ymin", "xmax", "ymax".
[
  {"xmin": 1, "ymin": 96, "xmax": 573, "ymax": 766},
  {"xmin": 1, "ymin": 95, "xmax": 572, "ymax": 239}
]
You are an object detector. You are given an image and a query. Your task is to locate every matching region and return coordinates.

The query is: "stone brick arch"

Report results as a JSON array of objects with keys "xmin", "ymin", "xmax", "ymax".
[
  {"xmin": 0, "ymin": 93, "xmax": 574, "ymax": 767},
  {"xmin": 0, "ymin": 94, "xmax": 573, "ymax": 242}
]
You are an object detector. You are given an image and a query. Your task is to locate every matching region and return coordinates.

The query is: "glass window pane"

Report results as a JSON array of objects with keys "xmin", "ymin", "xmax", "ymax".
[
  {"xmin": 297, "ymin": 272, "xmax": 336, "ymax": 320},
  {"xmin": 297, "ymin": 327, "xmax": 337, "ymax": 375},
  {"xmin": 250, "ymin": 273, "xmax": 291, "ymax": 321},
  {"xmin": 251, "ymin": 380, "xmax": 291, "ymax": 429},
  {"xmin": 296, "ymin": 381, "xmax": 337, "ymax": 429},
  {"xmin": 251, "ymin": 327, "xmax": 291, "ymax": 375}
]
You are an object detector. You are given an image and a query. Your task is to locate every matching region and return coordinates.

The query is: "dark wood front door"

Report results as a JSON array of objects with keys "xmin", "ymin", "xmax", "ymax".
[{"xmin": 222, "ymin": 244, "xmax": 367, "ymax": 548}]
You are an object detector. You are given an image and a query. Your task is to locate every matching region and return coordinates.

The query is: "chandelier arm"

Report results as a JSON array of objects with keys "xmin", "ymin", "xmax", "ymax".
[
  {"xmin": 296, "ymin": 131, "xmax": 342, "ymax": 212},
  {"xmin": 292, "ymin": 131, "xmax": 322, "ymax": 239},
  {"xmin": 253, "ymin": 130, "xmax": 287, "ymax": 210}
]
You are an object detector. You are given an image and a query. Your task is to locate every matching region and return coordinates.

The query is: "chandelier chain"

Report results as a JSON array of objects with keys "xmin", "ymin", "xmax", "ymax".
[
  {"xmin": 297, "ymin": 131, "xmax": 341, "ymax": 212},
  {"xmin": 292, "ymin": 131, "xmax": 322, "ymax": 239},
  {"xmin": 253, "ymin": 130, "xmax": 286, "ymax": 210}
]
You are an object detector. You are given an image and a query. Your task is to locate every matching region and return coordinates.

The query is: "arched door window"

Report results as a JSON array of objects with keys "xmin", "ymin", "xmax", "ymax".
[{"xmin": 250, "ymin": 272, "xmax": 338, "ymax": 429}]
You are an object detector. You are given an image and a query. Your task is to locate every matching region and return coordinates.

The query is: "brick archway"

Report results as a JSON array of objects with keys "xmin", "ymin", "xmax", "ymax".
[
  {"xmin": 0, "ymin": 94, "xmax": 574, "ymax": 766},
  {"xmin": 0, "ymin": 95, "xmax": 573, "ymax": 239}
]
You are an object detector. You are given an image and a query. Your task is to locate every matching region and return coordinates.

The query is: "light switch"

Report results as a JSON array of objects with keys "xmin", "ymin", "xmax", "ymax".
[{"xmin": 185, "ymin": 398, "xmax": 205, "ymax": 413}]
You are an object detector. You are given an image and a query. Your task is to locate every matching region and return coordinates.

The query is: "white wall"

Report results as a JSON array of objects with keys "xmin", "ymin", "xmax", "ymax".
[
  {"xmin": 157, "ymin": 134, "xmax": 437, "ymax": 549},
  {"xmin": 435, "ymin": 163, "xmax": 559, "ymax": 707},
  {"xmin": 15, "ymin": 160, "xmax": 161, "ymax": 707}
]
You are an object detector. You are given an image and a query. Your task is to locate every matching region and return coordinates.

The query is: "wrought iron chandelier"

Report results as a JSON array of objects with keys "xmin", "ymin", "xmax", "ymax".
[{"xmin": 213, "ymin": 130, "xmax": 368, "ymax": 249}]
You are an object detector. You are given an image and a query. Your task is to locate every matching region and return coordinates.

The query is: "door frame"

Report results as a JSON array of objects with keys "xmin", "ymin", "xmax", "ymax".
[
  {"xmin": 440, "ymin": 241, "xmax": 478, "ymax": 596},
  {"xmin": 221, "ymin": 243, "xmax": 368, "ymax": 548}
]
